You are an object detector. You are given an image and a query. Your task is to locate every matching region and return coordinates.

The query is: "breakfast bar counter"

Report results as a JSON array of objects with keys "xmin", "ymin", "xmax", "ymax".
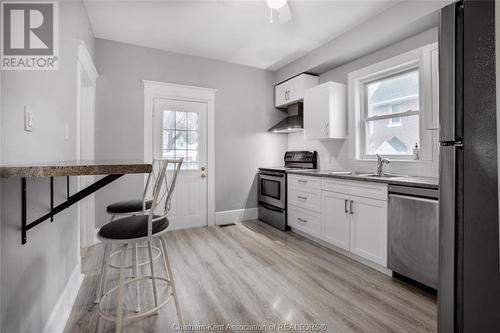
[{"xmin": 0, "ymin": 160, "xmax": 152, "ymax": 244}]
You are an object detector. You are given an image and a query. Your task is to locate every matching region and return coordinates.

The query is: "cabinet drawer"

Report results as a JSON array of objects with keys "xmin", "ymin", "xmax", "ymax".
[
  {"xmin": 288, "ymin": 174, "xmax": 321, "ymax": 190},
  {"xmin": 288, "ymin": 187, "xmax": 321, "ymax": 212},
  {"xmin": 322, "ymin": 178, "xmax": 387, "ymax": 201},
  {"xmin": 288, "ymin": 205, "xmax": 322, "ymax": 237}
]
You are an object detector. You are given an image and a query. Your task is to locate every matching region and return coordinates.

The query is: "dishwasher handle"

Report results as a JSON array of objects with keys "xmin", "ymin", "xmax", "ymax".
[{"xmin": 389, "ymin": 193, "xmax": 439, "ymax": 204}]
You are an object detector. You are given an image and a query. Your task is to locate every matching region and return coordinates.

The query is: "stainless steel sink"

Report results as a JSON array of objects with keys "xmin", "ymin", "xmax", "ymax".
[
  {"xmin": 327, "ymin": 171, "xmax": 352, "ymax": 175},
  {"xmin": 358, "ymin": 173, "xmax": 408, "ymax": 178}
]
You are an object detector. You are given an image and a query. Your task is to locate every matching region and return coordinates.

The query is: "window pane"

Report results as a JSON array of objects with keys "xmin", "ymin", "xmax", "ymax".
[
  {"xmin": 162, "ymin": 130, "xmax": 175, "ymax": 150},
  {"xmin": 366, "ymin": 115, "xmax": 419, "ymax": 155},
  {"xmin": 163, "ymin": 110, "xmax": 175, "ymax": 129},
  {"xmin": 163, "ymin": 149, "xmax": 175, "ymax": 159},
  {"xmin": 175, "ymin": 111, "xmax": 187, "ymax": 130},
  {"xmin": 366, "ymin": 70, "xmax": 419, "ymax": 117},
  {"xmin": 187, "ymin": 112, "xmax": 198, "ymax": 130},
  {"xmin": 175, "ymin": 150, "xmax": 186, "ymax": 160},
  {"xmin": 174, "ymin": 131, "xmax": 187, "ymax": 149},
  {"xmin": 187, "ymin": 131, "xmax": 198, "ymax": 150}
]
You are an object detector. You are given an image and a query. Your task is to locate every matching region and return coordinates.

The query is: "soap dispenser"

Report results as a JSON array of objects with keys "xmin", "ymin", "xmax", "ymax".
[{"xmin": 413, "ymin": 143, "xmax": 420, "ymax": 160}]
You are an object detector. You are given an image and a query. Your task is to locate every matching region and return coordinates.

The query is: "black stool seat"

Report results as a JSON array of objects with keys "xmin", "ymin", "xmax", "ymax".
[
  {"xmin": 106, "ymin": 200, "xmax": 153, "ymax": 214},
  {"xmin": 98, "ymin": 215, "xmax": 169, "ymax": 240}
]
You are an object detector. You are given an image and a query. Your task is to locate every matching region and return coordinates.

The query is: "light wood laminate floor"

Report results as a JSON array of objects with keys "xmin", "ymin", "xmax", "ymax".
[{"xmin": 64, "ymin": 221, "xmax": 436, "ymax": 333}]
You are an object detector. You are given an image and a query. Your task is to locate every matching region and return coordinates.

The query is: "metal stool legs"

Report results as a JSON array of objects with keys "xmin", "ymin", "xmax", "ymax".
[
  {"xmin": 96, "ymin": 238, "xmax": 184, "ymax": 333},
  {"xmin": 95, "ymin": 243, "xmax": 111, "ymax": 304},
  {"xmin": 160, "ymin": 236, "xmax": 185, "ymax": 328},
  {"xmin": 115, "ymin": 244, "xmax": 128, "ymax": 333}
]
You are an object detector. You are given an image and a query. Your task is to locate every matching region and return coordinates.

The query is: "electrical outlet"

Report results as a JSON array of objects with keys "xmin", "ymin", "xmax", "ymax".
[{"xmin": 24, "ymin": 106, "xmax": 33, "ymax": 132}]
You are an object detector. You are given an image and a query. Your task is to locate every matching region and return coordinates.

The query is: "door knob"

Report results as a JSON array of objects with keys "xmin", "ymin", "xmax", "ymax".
[
  {"xmin": 201, "ymin": 167, "xmax": 206, "ymax": 171},
  {"xmin": 201, "ymin": 173, "xmax": 206, "ymax": 178}
]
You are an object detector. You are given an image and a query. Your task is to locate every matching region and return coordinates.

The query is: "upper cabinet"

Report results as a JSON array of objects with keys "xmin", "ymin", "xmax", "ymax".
[
  {"xmin": 304, "ymin": 81, "xmax": 347, "ymax": 139},
  {"xmin": 275, "ymin": 73, "xmax": 318, "ymax": 108}
]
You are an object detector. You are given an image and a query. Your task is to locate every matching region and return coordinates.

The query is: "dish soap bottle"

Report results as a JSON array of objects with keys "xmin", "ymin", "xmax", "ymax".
[{"xmin": 413, "ymin": 143, "xmax": 420, "ymax": 160}]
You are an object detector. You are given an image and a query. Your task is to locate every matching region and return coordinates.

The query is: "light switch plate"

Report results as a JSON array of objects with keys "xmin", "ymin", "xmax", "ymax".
[{"xmin": 24, "ymin": 106, "xmax": 33, "ymax": 132}]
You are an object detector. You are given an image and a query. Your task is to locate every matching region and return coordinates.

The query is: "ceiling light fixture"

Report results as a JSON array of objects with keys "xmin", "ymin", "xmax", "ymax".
[
  {"xmin": 266, "ymin": 0, "xmax": 291, "ymax": 24},
  {"xmin": 266, "ymin": 0, "xmax": 287, "ymax": 10}
]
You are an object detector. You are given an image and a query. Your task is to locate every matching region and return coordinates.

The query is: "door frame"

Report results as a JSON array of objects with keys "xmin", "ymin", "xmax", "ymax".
[
  {"xmin": 143, "ymin": 80, "xmax": 216, "ymax": 227},
  {"xmin": 76, "ymin": 40, "xmax": 98, "ymax": 248}
]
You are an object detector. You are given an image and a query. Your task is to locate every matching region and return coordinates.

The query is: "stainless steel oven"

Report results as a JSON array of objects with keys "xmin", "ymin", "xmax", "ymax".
[
  {"xmin": 258, "ymin": 151, "xmax": 317, "ymax": 231},
  {"xmin": 258, "ymin": 171, "xmax": 285, "ymax": 209}
]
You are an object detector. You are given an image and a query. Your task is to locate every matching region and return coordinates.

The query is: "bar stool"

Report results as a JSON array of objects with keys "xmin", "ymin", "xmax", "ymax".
[
  {"xmin": 95, "ymin": 158, "xmax": 184, "ymax": 333},
  {"xmin": 97, "ymin": 160, "xmax": 164, "ymax": 301}
]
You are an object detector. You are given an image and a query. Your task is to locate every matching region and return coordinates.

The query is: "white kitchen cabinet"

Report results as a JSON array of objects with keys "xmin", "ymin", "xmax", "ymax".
[
  {"xmin": 275, "ymin": 74, "xmax": 318, "ymax": 108},
  {"xmin": 304, "ymin": 81, "xmax": 347, "ymax": 139},
  {"xmin": 322, "ymin": 191, "xmax": 350, "ymax": 250},
  {"xmin": 288, "ymin": 205, "xmax": 322, "ymax": 238},
  {"xmin": 287, "ymin": 175, "xmax": 389, "ymax": 270},
  {"xmin": 349, "ymin": 195, "xmax": 388, "ymax": 266}
]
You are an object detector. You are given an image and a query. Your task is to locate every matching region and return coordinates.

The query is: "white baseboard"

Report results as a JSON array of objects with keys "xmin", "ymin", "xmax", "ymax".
[
  {"xmin": 215, "ymin": 208, "xmax": 258, "ymax": 225},
  {"xmin": 42, "ymin": 264, "xmax": 84, "ymax": 333}
]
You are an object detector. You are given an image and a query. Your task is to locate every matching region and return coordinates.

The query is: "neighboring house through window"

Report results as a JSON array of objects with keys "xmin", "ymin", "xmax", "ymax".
[{"xmin": 349, "ymin": 44, "xmax": 438, "ymax": 161}]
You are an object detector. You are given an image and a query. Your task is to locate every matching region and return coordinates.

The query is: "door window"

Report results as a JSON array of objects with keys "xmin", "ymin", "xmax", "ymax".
[{"xmin": 162, "ymin": 110, "xmax": 199, "ymax": 169}]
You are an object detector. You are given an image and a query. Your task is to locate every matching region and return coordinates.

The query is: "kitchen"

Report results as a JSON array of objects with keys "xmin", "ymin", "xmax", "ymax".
[{"xmin": 1, "ymin": 1, "xmax": 499, "ymax": 333}]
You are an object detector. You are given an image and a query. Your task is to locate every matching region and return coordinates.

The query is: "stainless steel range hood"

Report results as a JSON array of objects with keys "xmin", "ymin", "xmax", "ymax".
[{"xmin": 268, "ymin": 103, "xmax": 303, "ymax": 133}]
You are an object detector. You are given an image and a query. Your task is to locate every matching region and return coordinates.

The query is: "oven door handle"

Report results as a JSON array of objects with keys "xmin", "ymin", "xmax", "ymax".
[
  {"xmin": 259, "ymin": 202, "xmax": 285, "ymax": 213},
  {"xmin": 259, "ymin": 172, "xmax": 285, "ymax": 178}
]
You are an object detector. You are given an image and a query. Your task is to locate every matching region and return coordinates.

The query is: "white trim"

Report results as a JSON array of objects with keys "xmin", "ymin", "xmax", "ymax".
[
  {"xmin": 42, "ymin": 264, "xmax": 83, "ymax": 333},
  {"xmin": 215, "ymin": 208, "xmax": 258, "ymax": 225},
  {"xmin": 348, "ymin": 46, "xmax": 435, "ymax": 163},
  {"xmin": 76, "ymin": 41, "xmax": 98, "ymax": 85},
  {"xmin": 76, "ymin": 40, "xmax": 99, "ymax": 248},
  {"xmin": 143, "ymin": 80, "xmax": 216, "ymax": 227}
]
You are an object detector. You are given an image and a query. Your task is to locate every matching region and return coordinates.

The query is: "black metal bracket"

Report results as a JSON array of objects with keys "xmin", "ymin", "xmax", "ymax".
[{"xmin": 21, "ymin": 174, "xmax": 124, "ymax": 244}]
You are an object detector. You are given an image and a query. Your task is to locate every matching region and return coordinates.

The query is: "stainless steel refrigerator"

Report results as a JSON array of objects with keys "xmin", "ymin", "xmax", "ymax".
[{"xmin": 438, "ymin": 1, "xmax": 500, "ymax": 332}]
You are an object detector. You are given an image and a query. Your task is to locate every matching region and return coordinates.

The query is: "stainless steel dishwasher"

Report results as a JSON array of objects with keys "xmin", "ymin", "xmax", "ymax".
[{"xmin": 388, "ymin": 185, "xmax": 439, "ymax": 289}]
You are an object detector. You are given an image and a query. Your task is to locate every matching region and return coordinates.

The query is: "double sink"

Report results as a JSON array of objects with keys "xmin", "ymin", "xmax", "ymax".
[{"xmin": 327, "ymin": 171, "xmax": 409, "ymax": 178}]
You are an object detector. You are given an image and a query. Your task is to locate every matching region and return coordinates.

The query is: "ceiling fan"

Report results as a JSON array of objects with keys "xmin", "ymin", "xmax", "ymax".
[{"xmin": 266, "ymin": 0, "xmax": 292, "ymax": 23}]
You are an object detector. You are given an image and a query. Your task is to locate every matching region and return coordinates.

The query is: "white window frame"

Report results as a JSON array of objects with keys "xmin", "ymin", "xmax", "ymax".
[{"xmin": 348, "ymin": 45, "xmax": 436, "ymax": 162}]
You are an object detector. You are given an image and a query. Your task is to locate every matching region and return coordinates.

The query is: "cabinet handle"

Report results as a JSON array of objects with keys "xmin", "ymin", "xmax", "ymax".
[
  {"xmin": 325, "ymin": 122, "xmax": 328, "ymax": 136},
  {"xmin": 297, "ymin": 196, "xmax": 307, "ymax": 200},
  {"xmin": 350, "ymin": 200, "xmax": 354, "ymax": 215},
  {"xmin": 326, "ymin": 122, "xmax": 329, "ymax": 136},
  {"xmin": 297, "ymin": 217, "xmax": 307, "ymax": 223},
  {"xmin": 344, "ymin": 199, "xmax": 348, "ymax": 213},
  {"xmin": 297, "ymin": 179, "xmax": 307, "ymax": 184}
]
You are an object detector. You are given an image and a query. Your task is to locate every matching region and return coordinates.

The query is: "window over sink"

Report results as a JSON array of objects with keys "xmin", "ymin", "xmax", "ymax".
[{"xmin": 348, "ymin": 44, "xmax": 438, "ymax": 161}]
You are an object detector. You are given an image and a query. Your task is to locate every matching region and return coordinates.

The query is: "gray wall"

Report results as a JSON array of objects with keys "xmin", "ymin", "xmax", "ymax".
[
  {"xmin": 94, "ymin": 39, "xmax": 287, "ymax": 227},
  {"xmin": 287, "ymin": 27, "xmax": 440, "ymax": 178},
  {"xmin": 0, "ymin": 2, "xmax": 95, "ymax": 332}
]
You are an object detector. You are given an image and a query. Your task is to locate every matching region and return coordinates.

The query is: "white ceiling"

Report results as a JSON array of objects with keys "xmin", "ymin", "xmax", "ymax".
[{"xmin": 84, "ymin": 0, "xmax": 399, "ymax": 71}]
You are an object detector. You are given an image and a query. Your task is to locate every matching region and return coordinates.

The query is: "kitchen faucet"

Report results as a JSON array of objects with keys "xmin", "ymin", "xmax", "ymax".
[{"xmin": 376, "ymin": 154, "xmax": 390, "ymax": 176}]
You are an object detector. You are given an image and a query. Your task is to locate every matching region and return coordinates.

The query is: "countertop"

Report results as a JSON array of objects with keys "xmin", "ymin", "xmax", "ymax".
[
  {"xmin": 0, "ymin": 159, "xmax": 152, "ymax": 178},
  {"xmin": 286, "ymin": 169, "xmax": 439, "ymax": 189}
]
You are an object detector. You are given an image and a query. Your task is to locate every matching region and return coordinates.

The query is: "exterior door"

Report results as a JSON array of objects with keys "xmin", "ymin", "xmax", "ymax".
[
  {"xmin": 349, "ymin": 195, "xmax": 387, "ymax": 266},
  {"xmin": 153, "ymin": 98, "xmax": 208, "ymax": 230},
  {"xmin": 322, "ymin": 191, "xmax": 350, "ymax": 250}
]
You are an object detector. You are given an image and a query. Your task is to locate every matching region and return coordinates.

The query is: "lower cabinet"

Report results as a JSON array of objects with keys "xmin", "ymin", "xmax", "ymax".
[
  {"xmin": 288, "ymin": 205, "xmax": 322, "ymax": 238},
  {"xmin": 322, "ymin": 191, "xmax": 350, "ymax": 250},
  {"xmin": 322, "ymin": 191, "xmax": 387, "ymax": 267},
  {"xmin": 288, "ymin": 176, "xmax": 388, "ymax": 269},
  {"xmin": 349, "ymin": 195, "xmax": 387, "ymax": 266}
]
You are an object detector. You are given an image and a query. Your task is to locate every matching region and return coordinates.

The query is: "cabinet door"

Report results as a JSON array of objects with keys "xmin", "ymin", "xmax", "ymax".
[
  {"xmin": 322, "ymin": 191, "xmax": 350, "ymax": 250},
  {"xmin": 349, "ymin": 196, "xmax": 387, "ymax": 266},
  {"xmin": 304, "ymin": 84, "xmax": 329, "ymax": 139},
  {"xmin": 275, "ymin": 82, "xmax": 288, "ymax": 107}
]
